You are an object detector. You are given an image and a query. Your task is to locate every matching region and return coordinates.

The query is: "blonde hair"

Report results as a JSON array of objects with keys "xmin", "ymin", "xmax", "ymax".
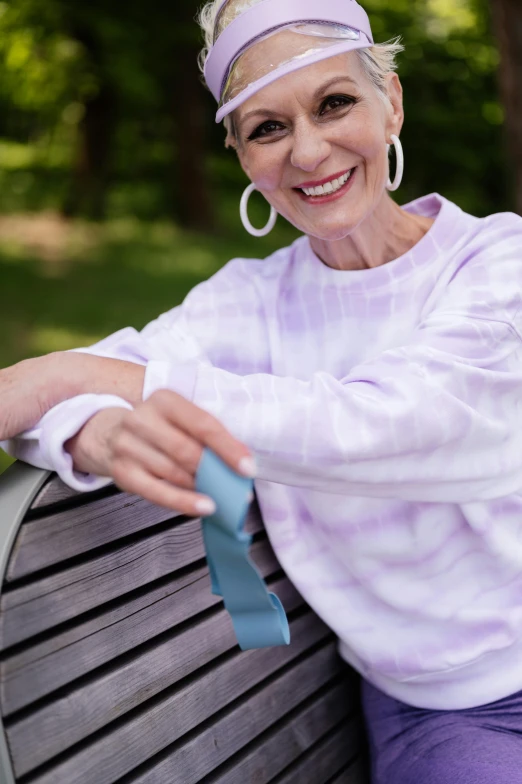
[{"xmin": 197, "ymin": 0, "xmax": 404, "ymax": 137}]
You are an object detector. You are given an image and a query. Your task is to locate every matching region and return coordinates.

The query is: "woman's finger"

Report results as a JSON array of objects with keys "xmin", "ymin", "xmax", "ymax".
[
  {"xmin": 148, "ymin": 390, "xmax": 256, "ymax": 477},
  {"xmin": 111, "ymin": 460, "xmax": 217, "ymax": 518},
  {"xmin": 123, "ymin": 406, "xmax": 204, "ymax": 475},
  {"xmin": 112, "ymin": 430, "xmax": 195, "ymax": 490}
]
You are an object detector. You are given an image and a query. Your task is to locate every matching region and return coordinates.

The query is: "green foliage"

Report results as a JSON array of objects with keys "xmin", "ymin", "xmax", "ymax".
[
  {"xmin": 364, "ymin": 0, "xmax": 508, "ymax": 215},
  {"xmin": 0, "ymin": 0, "xmax": 510, "ymax": 219},
  {"xmin": 0, "ymin": 0, "xmax": 515, "ymax": 476},
  {"xmin": 0, "ymin": 0, "xmax": 90, "ymax": 133}
]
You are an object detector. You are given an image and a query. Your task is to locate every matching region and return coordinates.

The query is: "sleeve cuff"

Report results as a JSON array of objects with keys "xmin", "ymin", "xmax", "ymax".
[
  {"xmin": 5, "ymin": 394, "xmax": 133, "ymax": 493},
  {"xmin": 143, "ymin": 360, "xmax": 199, "ymax": 402}
]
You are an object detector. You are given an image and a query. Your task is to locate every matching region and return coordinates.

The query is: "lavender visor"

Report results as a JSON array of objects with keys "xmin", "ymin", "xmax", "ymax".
[{"xmin": 205, "ymin": 0, "xmax": 374, "ymax": 123}]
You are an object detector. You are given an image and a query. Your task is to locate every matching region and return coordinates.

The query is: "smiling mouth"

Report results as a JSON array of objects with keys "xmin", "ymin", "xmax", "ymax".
[{"xmin": 297, "ymin": 168, "xmax": 355, "ymax": 197}]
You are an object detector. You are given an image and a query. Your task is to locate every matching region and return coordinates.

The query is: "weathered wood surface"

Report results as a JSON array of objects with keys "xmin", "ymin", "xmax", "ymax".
[
  {"xmin": 10, "ymin": 488, "xmax": 263, "ymax": 581},
  {"xmin": 34, "ymin": 642, "xmax": 344, "ymax": 784},
  {"xmin": 0, "ymin": 511, "xmax": 265, "ymax": 649},
  {"xmin": 269, "ymin": 723, "xmax": 364, "ymax": 784},
  {"xmin": 6, "ymin": 579, "xmax": 308, "ymax": 776},
  {"xmin": 207, "ymin": 691, "xmax": 360, "ymax": 784},
  {"xmin": 0, "ymin": 469, "xmax": 369, "ymax": 784},
  {"xmin": 1, "ymin": 539, "xmax": 282, "ymax": 715},
  {"xmin": 9, "ymin": 491, "xmax": 181, "ymax": 580},
  {"xmin": 327, "ymin": 758, "xmax": 370, "ymax": 784},
  {"xmin": 30, "ymin": 474, "xmax": 95, "ymax": 511}
]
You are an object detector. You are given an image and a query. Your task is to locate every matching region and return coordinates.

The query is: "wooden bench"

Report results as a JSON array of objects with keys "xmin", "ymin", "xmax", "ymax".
[{"xmin": 0, "ymin": 461, "xmax": 369, "ymax": 784}]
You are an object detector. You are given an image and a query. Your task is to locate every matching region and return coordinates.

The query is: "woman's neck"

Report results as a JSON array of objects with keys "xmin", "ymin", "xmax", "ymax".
[{"xmin": 309, "ymin": 193, "xmax": 435, "ymax": 272}]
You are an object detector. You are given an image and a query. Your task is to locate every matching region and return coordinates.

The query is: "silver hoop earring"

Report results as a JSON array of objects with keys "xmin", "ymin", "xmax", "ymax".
[
  {"xmin": 386, "ymin": 134, "xmax": 404, "ymax": 192},
  {"xmin": 240, "ymin": 183, "xmax": 277, "ymax": 237}
]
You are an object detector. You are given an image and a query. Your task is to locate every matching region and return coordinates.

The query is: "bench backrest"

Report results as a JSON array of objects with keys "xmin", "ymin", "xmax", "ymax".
[{"xmin": 0, "ymin": 461, "xmax": 369, "ymax": 784}]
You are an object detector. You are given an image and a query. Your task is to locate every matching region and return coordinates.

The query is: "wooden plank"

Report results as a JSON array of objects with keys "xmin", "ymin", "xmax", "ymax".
[
  {"xmin": 267, "ymin": 721, "xmax": 362, "ymax": 784},
  {"xmin": 13, "ymin": 492, "xmax": 264, "ymax": 581},
  {"xmin": 26, "ymin": 620, "xmax": 337, "ymax": 784},
  {"xmin": 327, "ymin": 757, "xmax": 370, "ymax": 784},
  {"xmin": 1, "ymin": 541, "xmax": 287, "ymax": 715},
  {"xmin": 0, "ymin": 512, "xmax": 266, "ymax": 650},
  {"xmin": 30, "ymin": 475, "xmax": 105, "ymax": 511},
  {"xmin": 8, "ymin": 493, "xmax": 180, "ymax": 581},
  {"xmin": 114, "ymin": 643, "xmax": 345, "ymax": 784},
  {"xmin": 206, "ymin": 688, "xmax": 358, "ymax": 784},
  {"xmin": 7, "ymin": 601, "xmax": 318, "ymax": 776}
]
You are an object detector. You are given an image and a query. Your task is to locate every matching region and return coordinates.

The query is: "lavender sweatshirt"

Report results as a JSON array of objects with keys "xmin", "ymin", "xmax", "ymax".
[{"xmin": 4, "ymin": 194, "xmax": 522, "ymax": 710}]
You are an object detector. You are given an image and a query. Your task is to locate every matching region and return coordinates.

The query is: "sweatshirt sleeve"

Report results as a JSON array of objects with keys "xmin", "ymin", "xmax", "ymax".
[
  {"xmin": 149, "ymin": 239, "xmax": 522, "ymax": 504},
  {"xmin": 2, "ymin": 258, "xmax": 270, "ymax": 489}
]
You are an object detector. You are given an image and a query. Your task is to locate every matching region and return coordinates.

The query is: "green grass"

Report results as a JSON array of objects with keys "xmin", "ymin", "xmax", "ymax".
[{"xmin": 0, "ymin": 195, "xmax": 299, "ymax": 475}]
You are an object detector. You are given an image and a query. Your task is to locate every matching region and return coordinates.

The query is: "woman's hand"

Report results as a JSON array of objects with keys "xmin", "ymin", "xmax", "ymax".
[
  {"xmin": 0, "ymin": 352, "xmax": 146, "ymax": 442},
  {"xmin": 66, "ymin": 389, "xmax": 256, "ymax": 517},
  {"xmin": 0, "ymin": 353, "xmax": 74, "ymax": 441}
]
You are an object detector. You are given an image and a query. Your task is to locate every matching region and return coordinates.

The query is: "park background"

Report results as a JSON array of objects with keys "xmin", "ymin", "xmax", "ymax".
[{"xmin": 0, "ymin": 0, "xmax": 521, "ymax": 473}]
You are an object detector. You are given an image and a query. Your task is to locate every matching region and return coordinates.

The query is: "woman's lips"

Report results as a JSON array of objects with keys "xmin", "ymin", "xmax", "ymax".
[{"xmin": 294, "ymin": 167, "xmax": 357, "ymax": 205}]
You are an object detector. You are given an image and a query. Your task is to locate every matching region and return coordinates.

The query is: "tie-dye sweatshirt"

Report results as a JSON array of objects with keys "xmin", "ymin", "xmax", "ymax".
[{"xmin": 4, "ymin": 194, "xmax": 522, "ymax": 710}]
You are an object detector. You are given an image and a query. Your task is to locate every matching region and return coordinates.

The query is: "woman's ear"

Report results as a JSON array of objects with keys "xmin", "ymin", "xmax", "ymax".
[
  {"xmin": 225, "ymin": 128, "xmax": 238, "ymax": 150},
  {"xmin": 385, "ymin": 73, "xmax": 404, "ymax": 139},
  {"xmin": 224, "ymin": 115, "xmax": 239, "ymax": 150}
]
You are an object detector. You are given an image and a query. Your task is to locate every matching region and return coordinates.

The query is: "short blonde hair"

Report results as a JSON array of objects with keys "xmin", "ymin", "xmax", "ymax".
[{"xmin": 197, "ymin": 0, "xmax": 404, "ymax": 138}]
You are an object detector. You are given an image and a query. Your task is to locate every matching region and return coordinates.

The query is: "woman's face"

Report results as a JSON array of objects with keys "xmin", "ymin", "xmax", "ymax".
[{"xmin": 233, "ymin": 50, "xmax": 404, "ymax": 241}]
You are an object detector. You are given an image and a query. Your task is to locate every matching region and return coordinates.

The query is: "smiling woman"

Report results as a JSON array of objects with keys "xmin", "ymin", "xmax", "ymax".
[{"xmin": 2, "ymin": 2, "xmax": 522, "ymax": 783}]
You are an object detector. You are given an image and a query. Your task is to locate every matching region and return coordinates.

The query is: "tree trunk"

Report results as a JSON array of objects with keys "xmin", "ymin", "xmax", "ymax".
[
  {"xmin": 62, "ymin": 19, "xmax": 115, "ymax": 220},
  {"xmin": 63, "ymin": 83, "xmax": 116, "ymax": 220},
  {"xmin": 490, "ymin": 0, "xmax": 522, "ymax": 214},
  {"xmin": 169, "ymin": 0, "xmax": 214, "ymax": 233},
  {"xmin": 171, "ymin": 41, "xmax": 214, "ymax": 232}
]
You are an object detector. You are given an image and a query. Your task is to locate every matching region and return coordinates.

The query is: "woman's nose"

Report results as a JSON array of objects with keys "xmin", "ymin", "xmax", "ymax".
[{"xmin": 290, "ymin": 124, "xmax": 331, "ymax": 173}]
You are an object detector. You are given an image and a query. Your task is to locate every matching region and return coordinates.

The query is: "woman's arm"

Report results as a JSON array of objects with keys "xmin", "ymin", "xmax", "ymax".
[
  {"xmin": 1, "ymin": 257, "xmax": 269, "ymax": 490},
  {"xmin": 0, "ymin": 352, "xmax": 146, "ymax": 442},
  {"xmin": 64, "ymin": 391, "xmax": 256, "ymax": 518},
  {"xmin": 142, "ymin": 311, "xmax": 522, "ymax": 504}
]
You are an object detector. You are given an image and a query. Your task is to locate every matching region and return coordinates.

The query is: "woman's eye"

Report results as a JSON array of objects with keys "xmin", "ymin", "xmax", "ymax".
[
  {"xmin": 320, "ymin": 95, "xmax": 355, "ymax": 115},
  {"xmin": 247, "ymin": 121, "xmax": 284, "ymax": 141}
]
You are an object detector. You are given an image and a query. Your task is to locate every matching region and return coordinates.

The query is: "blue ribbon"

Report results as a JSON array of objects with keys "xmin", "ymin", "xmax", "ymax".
[{"xmin": 195, "ymin": 449, "xmax": 290, "ymax": 650}]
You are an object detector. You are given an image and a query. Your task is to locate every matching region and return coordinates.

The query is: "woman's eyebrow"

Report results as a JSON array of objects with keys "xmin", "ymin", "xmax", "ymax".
[
  {"xmin": 238, "ymin": 75, "xmax": 359, "ymax": 130},
  {"xmin": 313, "ymin": 75, "xmax": 359, "ymax": 99}
]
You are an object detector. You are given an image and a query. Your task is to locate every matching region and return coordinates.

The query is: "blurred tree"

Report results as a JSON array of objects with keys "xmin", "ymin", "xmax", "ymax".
[
  {"xmin": 61, "ymin": 5, "xmax": 117, "ymax": 219},
  {"xmin": 365, "ymin": 0, "xmax": 507, "ymax": 216},
  {"xmin": 139, "ymin": 0, "xmax": 214, "ymax": 230},
  {"xmin": 489, "ymin": 0, "xmax": 522, "ymax": 215},
  {"xmin": 0, "ymin": 0, "xmax": 513, "ymax": 222}
]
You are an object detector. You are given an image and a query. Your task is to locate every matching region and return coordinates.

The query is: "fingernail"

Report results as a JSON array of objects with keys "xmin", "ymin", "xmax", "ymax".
[
  {"xmin": 195, "ymin": 498, "xmax": 217, "ymax": 516},
  {"xmin": 238, "ymin": 456, "xmax": 257, "ymax": 478}
]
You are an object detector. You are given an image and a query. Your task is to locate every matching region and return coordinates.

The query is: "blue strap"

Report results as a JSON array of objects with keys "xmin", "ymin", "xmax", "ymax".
[{"xmin": 195, "ymin": 449, "xmax": 290, "ymax": 650}]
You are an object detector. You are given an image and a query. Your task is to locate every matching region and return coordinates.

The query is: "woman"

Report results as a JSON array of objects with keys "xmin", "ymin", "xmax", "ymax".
[{"xmin": 2, "ymin": 1, "xmax": 522, "ymax": 781}]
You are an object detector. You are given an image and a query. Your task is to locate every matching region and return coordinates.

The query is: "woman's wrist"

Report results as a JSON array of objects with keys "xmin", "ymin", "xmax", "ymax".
[
  {"xmin": 65, "ymin": 407, "xmax": 128, "ymax": 478},
  {"xmin": 53, "ymin": 352, "xmax": 146, "ymax": 406}
]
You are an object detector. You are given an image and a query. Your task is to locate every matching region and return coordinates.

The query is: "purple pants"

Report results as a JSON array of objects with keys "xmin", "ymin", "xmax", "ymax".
[{"xmin": 361, "ymin": 679, "xmax": 522, "ymax": 784}]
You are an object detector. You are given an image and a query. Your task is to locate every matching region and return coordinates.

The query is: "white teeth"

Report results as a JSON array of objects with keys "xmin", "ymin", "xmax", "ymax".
[{"xmin": 302, "ymin": 169, "xmax": 352, "ymax": 197}]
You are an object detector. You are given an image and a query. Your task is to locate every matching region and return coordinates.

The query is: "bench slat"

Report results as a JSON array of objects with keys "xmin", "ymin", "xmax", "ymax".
[
  {"xmin": 0, "ymin": 515, "xmax": 267, "ymax": 650},
  {"xmin": 9, "ymin": 494, "xmax": 180, "ymax": 581},
  {"xmin": 26, "ymin": 626, "xmax": 338, "ymax": 784},
  {"xmin": 30, "ymin": 476, "xmax": 98, "ymax": 511},
  {"xmin": 121, "ymin": 644, "xmax": 345, "ymax": 784},
  {"xmin": 205, "ymin": 689, "xmax": 358, "ymax": 784},
  {"xmin": 268, "ymin": 723, "xmax": 361, "ymax": 784},
  {"xmin": 1, "ymin": 541, "xmax": 287, "ymax": 715},
  {"xmin": 0, "ymin": 468, "xmax": 369, "ymax": 784},
  {"xmin": 6, "ymin": 578, "xmax": 306, "ymax": 775},
  {"xmin": 13, "ymin": 493, "xmax": 264, "ymax": 581},
  {"xmin": 326, "ymin": 757, "xmax": 369, "ymax": 784}
]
